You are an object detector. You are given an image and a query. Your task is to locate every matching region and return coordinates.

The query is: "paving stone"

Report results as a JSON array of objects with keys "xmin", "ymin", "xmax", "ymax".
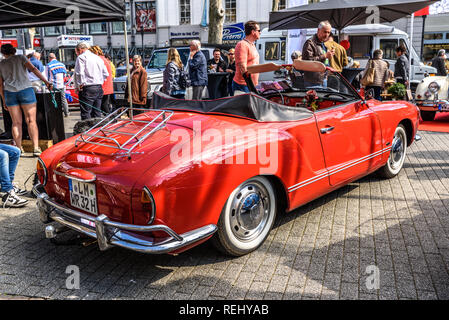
[{"xmin": 1, "ymin": 131, "xmax": 448, "ymax": 301}]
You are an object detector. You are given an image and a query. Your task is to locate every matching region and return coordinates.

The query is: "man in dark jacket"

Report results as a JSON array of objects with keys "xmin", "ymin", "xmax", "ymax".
[
  {"xmin": 302, "ymin": 21, "xmax": 334, "ymax": 87},
  {"xmin": 394, "ymin": 46, "xmax": 409, "ymax": 86},
  {"xmin": 207, "ymin": 48, "xmax": 228, "ymax": 72},
  {"xmin": 188, "ymin": 40, "xmax": 208, "ymax": 100},
  {"xmin": 431, "ymin": 49, "xmax": 447, "ymax": 76}
]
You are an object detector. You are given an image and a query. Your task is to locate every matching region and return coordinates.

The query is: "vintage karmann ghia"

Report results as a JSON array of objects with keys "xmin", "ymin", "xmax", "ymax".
[{"xmin": 34, "ymin": 61, "xmax": 420, "ymax": 256}]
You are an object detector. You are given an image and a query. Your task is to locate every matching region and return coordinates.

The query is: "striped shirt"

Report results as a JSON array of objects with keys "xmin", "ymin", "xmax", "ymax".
[{"xmin": 46, "ymin": 59, "xmax": 67, "ymax": 88}]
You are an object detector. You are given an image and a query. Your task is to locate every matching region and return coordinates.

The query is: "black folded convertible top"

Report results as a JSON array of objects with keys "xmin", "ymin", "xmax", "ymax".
[{"xmin": 152, "ymin": 92, "xmax": 313, "ymax": 122}]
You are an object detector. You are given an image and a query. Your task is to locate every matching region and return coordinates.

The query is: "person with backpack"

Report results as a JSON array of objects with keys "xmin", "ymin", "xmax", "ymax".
[{"xmin": 162, "ymin": 48, "xmax": 187, "ymax": 99}]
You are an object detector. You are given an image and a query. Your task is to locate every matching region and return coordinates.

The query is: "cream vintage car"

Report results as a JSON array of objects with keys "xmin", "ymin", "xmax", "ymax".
[{"xmin": 415, "ymin": 75, "xmax": 449, "ymax": 121}]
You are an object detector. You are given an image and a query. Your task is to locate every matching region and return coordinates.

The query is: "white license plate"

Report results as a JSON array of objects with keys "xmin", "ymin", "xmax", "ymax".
[
  {"xmin": 440, "ymin": 104, "xmax": 449, "ymax": 111},
  {"xmin": 69, "ymin": 179, "xmax": 98, "ymax": 215},
  {"xmin": 116, "ymin": 93, "xmax": 125, "ymax": 100}
]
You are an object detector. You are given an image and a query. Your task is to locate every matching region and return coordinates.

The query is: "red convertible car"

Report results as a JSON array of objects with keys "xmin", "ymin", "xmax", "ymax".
[{"xmin": 33, "ymin": 62, "xmax": 420, "ymax": 256}]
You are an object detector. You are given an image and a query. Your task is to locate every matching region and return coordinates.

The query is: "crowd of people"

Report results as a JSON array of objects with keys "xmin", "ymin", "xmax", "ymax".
[
  {"xmin": 161, "ymin": 20, "xmax": 261, "ymax": 100},
  {"xmin": 0, "ymin": 41, "xmax": 118, "ymax": 207},
  {"xmin": 0, "ymin": 19, "xmax": 446, "ymax": 208}
]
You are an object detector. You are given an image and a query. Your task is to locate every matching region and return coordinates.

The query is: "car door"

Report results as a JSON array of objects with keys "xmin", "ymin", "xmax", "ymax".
[{"xmin": 314, "ymin": 95, "xmax": 383, "ymax": 187}]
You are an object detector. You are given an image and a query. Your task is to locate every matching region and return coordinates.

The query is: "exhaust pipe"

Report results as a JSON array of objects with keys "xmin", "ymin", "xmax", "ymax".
[{"xmin": 45, "ymin": 225, "xmax": 70, "ymax": 239}]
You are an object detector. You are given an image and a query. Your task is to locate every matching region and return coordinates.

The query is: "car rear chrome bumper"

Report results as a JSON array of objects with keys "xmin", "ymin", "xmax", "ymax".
[{"xmin": 33, "ymin": 184, "xmax": 217, "ymax": 254}]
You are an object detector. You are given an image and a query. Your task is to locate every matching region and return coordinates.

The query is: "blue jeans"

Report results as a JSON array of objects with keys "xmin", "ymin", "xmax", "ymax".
[
  {"xmin": 79, "ymin": 85, "xmax": 104, "ymax": 120},
  {"xmin": 0, "ymin": 144, "xmax": 20, "ymax": 193},
  {"xmin": 232, "ymin": 81, "xmax": 250, "ymax": 94}
]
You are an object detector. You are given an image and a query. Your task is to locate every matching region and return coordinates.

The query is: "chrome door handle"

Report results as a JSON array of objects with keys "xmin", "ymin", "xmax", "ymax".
[{"xmin": 320, "ymin": 126, "xmax": 335, "ymax": 134}]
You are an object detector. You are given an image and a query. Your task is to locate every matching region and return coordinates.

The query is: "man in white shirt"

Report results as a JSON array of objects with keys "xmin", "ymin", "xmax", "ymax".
[{"xmin": 74, "ymin": 42, "xmax": 109, "ymax": 120}]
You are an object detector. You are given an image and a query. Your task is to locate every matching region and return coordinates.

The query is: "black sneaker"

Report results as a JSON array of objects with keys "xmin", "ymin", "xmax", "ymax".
[
  {"xmin": 13, "ymin": 184, "xmax": 28, "ymax": 196},
  {"xmin": 2, "ymin": 190, "xmax": 28, "ymax": 208}
]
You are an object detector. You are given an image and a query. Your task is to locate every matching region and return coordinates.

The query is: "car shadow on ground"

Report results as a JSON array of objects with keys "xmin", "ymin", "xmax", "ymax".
[{"xmin": 1, "ymin": 169, "xmax": 448, "ymax": 300}]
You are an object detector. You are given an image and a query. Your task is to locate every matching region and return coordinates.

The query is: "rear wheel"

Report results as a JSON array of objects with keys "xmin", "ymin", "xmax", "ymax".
[
  {"xmin": 212, "ymin": 176, "xmax": 277, "ymax": 256},
  {"xmin": 421, "ymin": 111, "xmax": 436, "ymax": 121},
  {"xmin": 378, "ymin": 124, "xmax": 407, "ymax": 179}
]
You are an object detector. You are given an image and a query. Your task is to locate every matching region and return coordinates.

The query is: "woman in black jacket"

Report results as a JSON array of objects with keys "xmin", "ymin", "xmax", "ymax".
[{"xmin": 162, "ymin": 48, "xmax": 186, "ymax": 99}]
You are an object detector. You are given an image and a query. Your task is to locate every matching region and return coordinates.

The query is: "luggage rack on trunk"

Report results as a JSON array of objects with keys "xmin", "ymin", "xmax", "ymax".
[{"xmin": 74, "ymin": 107, "xmax": 174, "ymax": 159}]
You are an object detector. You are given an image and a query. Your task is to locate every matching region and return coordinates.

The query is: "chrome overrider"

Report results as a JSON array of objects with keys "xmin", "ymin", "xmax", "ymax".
[{"xmin": 33, "ymin": 184, "xmax": 217, "ymax": 254}]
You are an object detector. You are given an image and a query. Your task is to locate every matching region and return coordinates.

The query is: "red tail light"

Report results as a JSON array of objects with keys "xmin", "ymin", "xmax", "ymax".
[
  {"xmin": 36, "ymin": 158, "xmax": 48, "ymax": 186},
  {"xmin": 141, "ymin": 186, "xmax": 156, "ymax": 224}
]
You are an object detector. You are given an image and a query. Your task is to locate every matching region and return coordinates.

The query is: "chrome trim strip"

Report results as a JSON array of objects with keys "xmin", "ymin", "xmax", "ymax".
[
  {"xmin": 288, "ymin": 147, "xmax": 392, "ymax": 193},
  {"xmin": 54, "ymin": 170, "xmax": 97, "ymax": 183},
  {"xmin": 143, "ymin": 186, "xmax": 156, "ymax": 225},
  {"xmin": 288, "ymin": 171, "xmax": 329, "ymax": 191},
  {"xmin": 33, "ymin": 184, "xmax": 217, "ymax": 254},
  {"xmin": 326, "ymin": 148, "xmax": 391, "ymax": 176}
]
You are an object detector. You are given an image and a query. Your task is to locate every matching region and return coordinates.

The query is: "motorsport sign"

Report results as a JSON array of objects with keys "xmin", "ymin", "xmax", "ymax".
[
  {"xmin": 222, "ymin": 22, "xmax": 245, "ymax": 45},
  {"xmin": 57, "ymin": 35, "xmax": 93, "ymax": 47}
]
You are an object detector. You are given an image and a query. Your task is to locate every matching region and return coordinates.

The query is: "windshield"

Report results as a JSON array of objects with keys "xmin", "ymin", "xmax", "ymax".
[
  {"xmin": 147, "ymin": 48, "xmax": 191, "ymax": 69},
  {"xmin": 256, "ymin": 67, "xmax": 359, "ymax": 99},
  {"xmin": 147, "ymin": 48, "xmax": 211, "ymax": 69},
  {"xmin": 116, "ymin": 67, "xmax": 129, "ymax": 78}
]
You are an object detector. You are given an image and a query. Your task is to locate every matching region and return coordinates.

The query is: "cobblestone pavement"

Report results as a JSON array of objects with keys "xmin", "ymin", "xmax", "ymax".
[{"xmin": 0, "ymin": 113, "xmax": 448, "ymax": 300}]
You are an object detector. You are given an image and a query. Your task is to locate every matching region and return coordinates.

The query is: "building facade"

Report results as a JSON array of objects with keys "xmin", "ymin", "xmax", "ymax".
[
  {"xmin": 0, "ymin": 0, "xmax": 288, "ymax": 66},
  {"xmin": 0, "ymin": 0, "xmax": 446, "ymax": 66}
]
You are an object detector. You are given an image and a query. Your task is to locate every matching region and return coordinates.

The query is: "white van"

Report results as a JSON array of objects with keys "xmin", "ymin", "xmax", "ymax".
[{"xmin": 258, "ymin": 24, "xmax": 437, "ymax": 89}]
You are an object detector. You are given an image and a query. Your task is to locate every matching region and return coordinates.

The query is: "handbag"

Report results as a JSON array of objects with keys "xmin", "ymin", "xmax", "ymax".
[{"xmin": 361, "ymin": 60, "xmax": 375, "ymax": 87}]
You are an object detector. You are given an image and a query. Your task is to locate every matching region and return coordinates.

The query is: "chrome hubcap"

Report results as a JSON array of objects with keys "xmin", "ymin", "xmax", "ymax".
[
  {"xmin": 229, "ymin": 182, "xmax": 270, "ymax": 242},
  {"xmin": 390, "ymin": 132, "xmax": 405, "ymax": 170}
]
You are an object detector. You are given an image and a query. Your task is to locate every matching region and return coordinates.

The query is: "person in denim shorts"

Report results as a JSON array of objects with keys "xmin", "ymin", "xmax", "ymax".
[{"xmin": 0, "ymin": 44, "xmax": 52, "ymax": 156}]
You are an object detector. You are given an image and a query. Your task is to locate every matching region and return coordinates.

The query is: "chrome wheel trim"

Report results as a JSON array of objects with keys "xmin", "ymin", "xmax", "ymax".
[
  {"xmin": 389, "ymin": 128, "xmax": 406, "ymax": 172},
  {"xmin": 229, "ymin": 181, "xmax": 271, "ymax": 242}
]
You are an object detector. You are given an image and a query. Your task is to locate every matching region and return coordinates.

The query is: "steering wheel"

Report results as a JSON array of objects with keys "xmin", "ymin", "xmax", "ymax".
[{"xmin": 262, "ymin": 88, "xmax": 285, "ymax": 105}]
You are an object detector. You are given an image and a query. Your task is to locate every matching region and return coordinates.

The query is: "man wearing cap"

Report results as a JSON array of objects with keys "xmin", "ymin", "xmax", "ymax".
[{"xmin": 431, "ymin": 49, "xmax": 447, "ymax": 76}]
